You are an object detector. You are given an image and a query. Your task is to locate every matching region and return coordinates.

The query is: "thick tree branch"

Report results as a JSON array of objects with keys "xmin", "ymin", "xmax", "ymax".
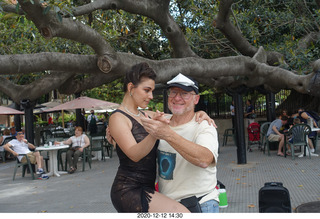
[
  {"xmin": 0, "ymin": 50, "xmax": 319, "ymax": 99},
  {"xmin": 17, "ymin": 0, "xmax": 117, "ymax": 73},
  {"xmin": 0, "ymin": 72, "xmax": 74, "ymax": 103},
  {"xmin": 298, "ymin": 31, "xmax": 320, "ymax": 50},
  {"xmin": 0, "ymin": 53, "xmax": 100, "ymax": 74},
  {"xmin": 215, "ymin": 0, "xmax": 283, "ymax": 66},
  {"xmin": 72, "ymin": 0, "xmax": 197, "ymax": 58}
]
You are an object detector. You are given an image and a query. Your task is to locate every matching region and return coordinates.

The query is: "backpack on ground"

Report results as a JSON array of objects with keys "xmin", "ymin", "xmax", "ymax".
[{"xmin": 259, "ymin": 182, "xmax": 291, "ymax": 213}]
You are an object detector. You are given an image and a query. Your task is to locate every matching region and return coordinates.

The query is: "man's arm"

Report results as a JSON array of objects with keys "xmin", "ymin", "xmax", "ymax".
[
  {"xmin": 3, "ymin": 143, "xmax": 18, "ymax": 157},
  {"xmin": 141, "ymin": 117, "xmax": 216, "ymax": 168},
  {"xmin": 164, "ymin": 130, "xmax": 215, "ymax": 168},
  {"xmin": 23, "ymin": 139, "xmax": 36, "ymax": 150},
  {"xmin": 272, "ymin": 126, "xmax": 282, "ymax": 136}
]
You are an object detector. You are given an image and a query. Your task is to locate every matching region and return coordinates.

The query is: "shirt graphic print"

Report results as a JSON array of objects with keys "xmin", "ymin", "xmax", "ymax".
[{"xmin": 157, "ymin": 150, "xmax": 176, "ymax": 180}]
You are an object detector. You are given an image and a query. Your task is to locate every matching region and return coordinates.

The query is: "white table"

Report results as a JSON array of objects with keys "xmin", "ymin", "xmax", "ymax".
[{"xmin": 36, "ymin": 145, "xmax": 69, "ymax": 177}]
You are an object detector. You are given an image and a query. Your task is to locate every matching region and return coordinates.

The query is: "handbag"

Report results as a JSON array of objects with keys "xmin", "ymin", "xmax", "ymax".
[{"xmin": 180, "ymin": 196, "xmax": 202, "ymax": 213}]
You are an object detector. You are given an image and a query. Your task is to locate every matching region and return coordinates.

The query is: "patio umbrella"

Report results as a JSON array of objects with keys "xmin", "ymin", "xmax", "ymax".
[
  {"xmin": 0, "ymin": 105, "xmax": 24, "ymax": 115},
  {"xmin": 43, "ymin": 96, "xmax": 119, "ymax": 112}
]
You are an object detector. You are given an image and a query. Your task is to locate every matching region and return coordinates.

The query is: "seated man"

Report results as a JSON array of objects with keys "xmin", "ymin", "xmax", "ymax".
[
  {"xmin": 4, "ymin": 131, "xmax": 49, "ymax": 179},
  {"xmin": 266, "ymin": 116, "xmax": 288, "ymax": 156}
]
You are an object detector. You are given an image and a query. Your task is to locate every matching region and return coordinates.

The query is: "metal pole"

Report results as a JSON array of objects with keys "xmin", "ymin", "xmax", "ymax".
[
  {"xmin": 20, "ymin": 99, "xmax": 35, "ymax": 144},
  {"xmin": 233, "ymin": 93, "xmax": 247, "ymax": 164},
  {"xmin": 14, "ymin": 102, "xmax": 22, "ymax": 131},
  {"xmin": 266, "ymin": 92, "xmax": 276, "ymax": 122}
]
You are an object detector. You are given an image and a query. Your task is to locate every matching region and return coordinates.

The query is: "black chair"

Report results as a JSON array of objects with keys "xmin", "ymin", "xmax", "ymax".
[
  {"xmin": 13, "ymin": 154, "xmax": 35, "ymax": 181},
  {"xmin": 40, "ymin": 130, "xmax": 53, "ymax": 145},
  {"xmin": 52, "ymin": 129, "xmax": 70, "ymax": 138}
]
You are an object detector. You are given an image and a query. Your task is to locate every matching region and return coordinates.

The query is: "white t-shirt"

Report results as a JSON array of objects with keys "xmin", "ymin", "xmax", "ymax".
[
  {"xmin": 8, "ymin": 139, "xmax": 31, "ymax": 161},
  {"xmin": 70, "ymin": 134, "xmax": 86, "ymax": 147},
  {"xmin": 157, "ymin": 115, "xmax": 219, "ymax": 204}
]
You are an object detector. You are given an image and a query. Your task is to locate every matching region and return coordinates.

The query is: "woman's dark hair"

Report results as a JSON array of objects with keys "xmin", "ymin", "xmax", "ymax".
[{"xmin": 123, "ymin": 62, "xmax": 156, "ymax": 92}]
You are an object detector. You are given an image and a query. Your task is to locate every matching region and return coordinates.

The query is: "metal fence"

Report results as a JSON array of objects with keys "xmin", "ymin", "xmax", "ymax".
[{"xmin": 196, "ymin": 90, "xmax": 291, "ymax": 119}]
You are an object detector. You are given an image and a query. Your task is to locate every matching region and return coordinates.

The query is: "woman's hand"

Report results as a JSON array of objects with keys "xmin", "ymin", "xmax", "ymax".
[
  {"xmin": 152, "ymin": 110, "xmax": 170, "ymax": 124},
  {"xmin": 195, "ymin": 111, "xmax": 217, "ymax": 128}
]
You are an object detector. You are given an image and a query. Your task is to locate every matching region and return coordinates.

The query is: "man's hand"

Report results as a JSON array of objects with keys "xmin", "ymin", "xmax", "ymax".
[
  {"xmin": 12, "ymin": 151, "xmax": 19, "ymax": 157},
  {"xmin": 140, "ymin": 115, "xmax": 171, "ymax": 139},
  {"xmin": 151, "ymin": 110, "xmax": 170, "ymax": 124}
]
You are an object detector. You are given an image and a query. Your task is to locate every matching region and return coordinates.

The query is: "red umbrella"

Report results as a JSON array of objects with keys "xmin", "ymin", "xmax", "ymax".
[
  {"xmin": 0, "ymin": 105, "xmax": 24, "ymax": 115},
  {"xmin": 43, "ymin": 96, "xmax": 119, "ymax": 112}
]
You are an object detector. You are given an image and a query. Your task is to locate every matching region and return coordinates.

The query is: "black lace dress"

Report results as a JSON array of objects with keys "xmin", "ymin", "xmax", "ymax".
[{"xmin": 110, "ymin": 109, "xmax": 159, "ymax": 212}]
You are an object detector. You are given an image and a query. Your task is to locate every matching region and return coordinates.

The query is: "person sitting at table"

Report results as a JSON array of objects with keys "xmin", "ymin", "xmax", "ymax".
[
  {"xmin": 3, "ymin": 131, "xmax": 49, "ymax": 179},
  {"xmin": 55, "ymin": 126, "xmax": 90, "ymax": 174},
  {"xmin": 266, "ymin": 116, "xmax": 288, "ymax": 156},
  {"xmin": 296, "ymin": 108, "xmax": 319, "ymax": 155},
  {"xmin": 286, "ymin": 118, "xmax": 318, "ymax": 157}
]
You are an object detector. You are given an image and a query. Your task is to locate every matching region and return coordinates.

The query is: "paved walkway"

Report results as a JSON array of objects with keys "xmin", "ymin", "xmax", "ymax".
[{"xmin": 0, "ymin": 142, "xmax": 319, "ymax": 213}]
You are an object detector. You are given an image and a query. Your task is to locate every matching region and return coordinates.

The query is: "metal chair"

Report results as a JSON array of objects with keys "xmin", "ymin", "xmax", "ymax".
[
  {"xmin": 13, "ymin": 154, "xmax": 35, "ymax": 181},
  {"xmin": 59, "ymin": 145, "xmax": 91, "ymax": 172},
  {"xmin": 260, "ymin": 122, "xmax": 271, "ymax": 155},
  {"xmin": 222, "ymin": 128, "xmax": 235, "ymax": 146},
  {"xmin": 89, "ymin": 133, "xmax": 105, "ymax": 161},
  {"xmin": 103, "ymin": 138, "xmax": 114, "ymax": 158},
  {"xmin": 285, "ymin": 124, "xmax": 311, "ymax": 160}
]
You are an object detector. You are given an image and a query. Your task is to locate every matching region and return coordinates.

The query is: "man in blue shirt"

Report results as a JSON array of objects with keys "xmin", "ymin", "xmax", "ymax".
[{"xmin": 267, "ymin": 116, "xmax": 288, "ymax": 156}]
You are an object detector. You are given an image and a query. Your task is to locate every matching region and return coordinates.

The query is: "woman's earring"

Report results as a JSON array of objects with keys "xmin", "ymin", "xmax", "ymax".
[{"xmin": 129, "ymin": 91, "xmax": 132, "ymax": 97}]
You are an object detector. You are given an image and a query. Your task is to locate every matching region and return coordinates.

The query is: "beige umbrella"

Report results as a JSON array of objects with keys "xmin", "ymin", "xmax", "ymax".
[
  {"xmin": 0, "ymin": 105, "xmax": 24, "ymax": 115},
  {"xmin": 43, "ymin": 96, "xmax": 119, "ymax": 112}
]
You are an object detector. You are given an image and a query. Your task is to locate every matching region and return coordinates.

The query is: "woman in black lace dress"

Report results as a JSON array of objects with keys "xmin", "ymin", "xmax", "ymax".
[{"xmin": 109, "ymin": 63, "xmax": 189, "ymax": 212}]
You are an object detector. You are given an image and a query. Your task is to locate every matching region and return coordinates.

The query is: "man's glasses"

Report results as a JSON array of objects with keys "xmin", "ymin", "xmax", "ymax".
[
  {"xmin": 167, "ymin": 90, "xmax": 196, "ymax": 100},
  {"xmin": 17, "ymin": 132, "xmax": 24, "ymax": 135}
]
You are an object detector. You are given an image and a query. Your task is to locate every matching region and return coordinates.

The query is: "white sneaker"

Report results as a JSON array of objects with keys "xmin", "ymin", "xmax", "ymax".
[
  {"xmin": 36, "ymin": 168, "xmax": 44, "ymax": 175},
  {"xmin": 310, "ymin": 149, "xmax": 315, "ymax": 153},
  {"xmin": 298, "ymin": 153, "xmax": 304, "ymax": 158},
  {"xmin": 310, "ymin": 153, "xmax": 319, "ymax": 157}
]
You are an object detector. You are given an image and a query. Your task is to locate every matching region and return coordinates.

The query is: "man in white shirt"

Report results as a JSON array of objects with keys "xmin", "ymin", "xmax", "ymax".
[
  {"xmin": 4, "ymin": 131, "xmax": 48, "ymax": 179},
  {"xmin": 141, "ymin": 73, "xmax": 219, "ymax": 213}
]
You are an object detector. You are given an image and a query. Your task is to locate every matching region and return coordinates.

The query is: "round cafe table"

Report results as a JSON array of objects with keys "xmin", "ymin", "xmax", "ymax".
[
  {"xmin": 295, "ymin": 201, "xmax": 320, "ymax": 213},
  {"xmin": 36, "ymin": 145, "xmax": 69, "ymax": 177}
]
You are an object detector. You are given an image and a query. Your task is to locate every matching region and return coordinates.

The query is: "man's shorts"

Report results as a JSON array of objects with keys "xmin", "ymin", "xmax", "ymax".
[
  {"xmin": 21, "ymin": 152, "xmax": 37, "ymax": 164},
  {"xmin": 267, "ymin": 134, "xmax": 281, "ymax": 142}
]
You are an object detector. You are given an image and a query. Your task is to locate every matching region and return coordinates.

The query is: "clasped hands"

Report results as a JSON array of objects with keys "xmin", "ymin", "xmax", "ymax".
[
  {"xmin": 140, "ymin": 110, "xmax": 171, "ymax": 139},
  {"xmin": 140, "ymin": 110, "xmax": 217, "ymax": 139}
]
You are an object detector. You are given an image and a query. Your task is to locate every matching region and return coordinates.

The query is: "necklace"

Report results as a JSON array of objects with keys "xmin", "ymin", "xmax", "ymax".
[{"xmin": 124, "ymin": 106, "xmax": 141, "ymax": 117}]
